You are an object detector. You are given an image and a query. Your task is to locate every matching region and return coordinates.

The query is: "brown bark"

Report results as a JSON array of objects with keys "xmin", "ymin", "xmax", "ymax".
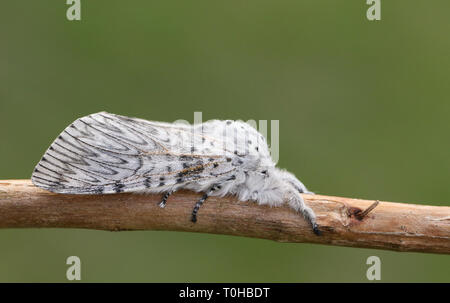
[{"xmin": 0, "ymin": 179, "xmax": 449, "ymax": 254}]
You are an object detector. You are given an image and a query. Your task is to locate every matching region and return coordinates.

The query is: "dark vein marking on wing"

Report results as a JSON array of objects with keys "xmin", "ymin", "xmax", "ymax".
[{"xmin": 53, "ymin": 140, "xmax": 133, "ymax": 170}]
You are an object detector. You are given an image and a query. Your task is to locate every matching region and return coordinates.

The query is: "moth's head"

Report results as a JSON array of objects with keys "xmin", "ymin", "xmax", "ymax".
[{"xmin": 240, "ymin": 167, "xmax": 287, "ymax": 204}]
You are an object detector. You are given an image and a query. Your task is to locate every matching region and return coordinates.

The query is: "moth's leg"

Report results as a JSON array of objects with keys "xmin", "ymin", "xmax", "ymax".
[
  {"xmin": 278, "ymin": 172, "xmax": 319, "ymax": 234},
  {"xmin": 298, "ymin": 197, "xmax": 319, "ymax": 235},
  {"xmin": 290, "ymin": 185, "xmax": 319, "ymax": 234},
  {"xmin": 294, "ymin": 200, "xmax": 320, "ymax": 235},
  {"xmin": 286, "ymin": 179, "xmax": 314, "ymax": 195},
  {"xmin": 158, "ymin": 190, "xmax": 174, "ymax": 208},
  {"xmin": 289, "ymin": 193, "xmax": 320, "ymax": 235},
  {"xmin": 191, "ymin": 184, "xmax": 220, "ymax": 223}
]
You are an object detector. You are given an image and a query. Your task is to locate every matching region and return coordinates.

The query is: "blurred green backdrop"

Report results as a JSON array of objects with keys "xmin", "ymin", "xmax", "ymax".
[{"xmin": 1, "ymin": 0, "xmax": 449, "ymax": 282}]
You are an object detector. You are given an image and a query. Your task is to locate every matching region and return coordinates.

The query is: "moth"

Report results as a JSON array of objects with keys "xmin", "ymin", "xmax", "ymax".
[{"xmin": 31, "ymin": 112, "xmax": 320, "ymax": 235}]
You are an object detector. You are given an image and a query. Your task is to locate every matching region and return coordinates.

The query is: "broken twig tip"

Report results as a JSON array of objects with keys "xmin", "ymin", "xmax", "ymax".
[{"xmin": 355, "ymin": 200, "xmax": 380, "ymax": 220}]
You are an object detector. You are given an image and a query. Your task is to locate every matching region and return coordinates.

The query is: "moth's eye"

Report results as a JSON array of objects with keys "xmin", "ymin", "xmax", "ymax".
[{"xmin": 260, "ymin": 170, "xmax": 268, "ymax": 176}]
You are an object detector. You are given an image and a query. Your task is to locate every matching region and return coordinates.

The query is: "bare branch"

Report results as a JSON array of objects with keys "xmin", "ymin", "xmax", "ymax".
[{"xmin": 0, "ymin": 180, "xmax": 449, "ymax": 254}]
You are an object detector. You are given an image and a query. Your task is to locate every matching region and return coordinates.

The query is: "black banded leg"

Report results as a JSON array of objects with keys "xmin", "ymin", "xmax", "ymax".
[
  {"xmin": 296, "ymin": 189, "xmax": 320, "ymax": 235},
  {"xmin": 191, "ymin": 185, "xmax": 220, "ymax": 223},
  {"xmin": 287, "ymin": 183, "xmax": 319, "ymax": 234},
  {"xmin": 311, "ymin": 223, "xmax": 320, "ymax": 236},
  {"xmin": 159, "ymin": 191, "xmax": 173, "ymax": 208}
]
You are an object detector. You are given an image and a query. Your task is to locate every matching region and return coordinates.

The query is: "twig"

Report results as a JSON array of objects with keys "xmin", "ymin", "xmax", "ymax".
[{"xmin": 0, "ymin": 180, "xmax": 449, "ymax": 254}]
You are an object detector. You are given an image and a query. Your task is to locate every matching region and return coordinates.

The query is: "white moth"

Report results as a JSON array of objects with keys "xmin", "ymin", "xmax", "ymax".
[{"xmin": 31, "ymin": 112, "xmax": 319, "ymax": 234}]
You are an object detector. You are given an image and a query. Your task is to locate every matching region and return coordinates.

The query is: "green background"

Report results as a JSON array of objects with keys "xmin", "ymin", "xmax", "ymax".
[{"xmin": 1, "ymin": 1, "xmax": 449, "ymax": 282}]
